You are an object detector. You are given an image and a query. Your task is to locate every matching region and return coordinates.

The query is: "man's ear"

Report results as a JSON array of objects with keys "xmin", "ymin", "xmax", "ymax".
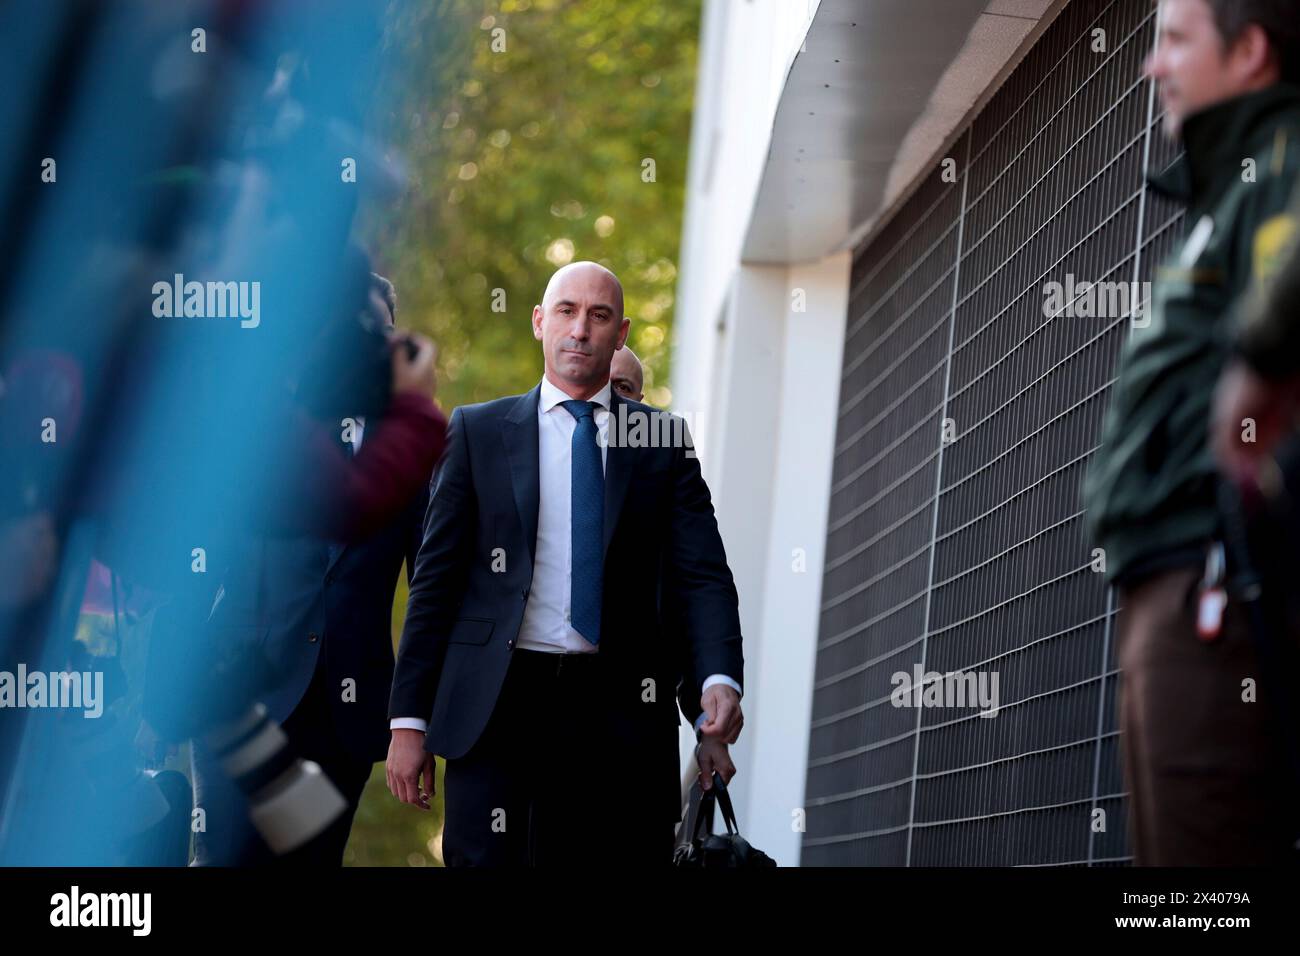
[
  {"xmin": 532, "ymin": 304, "xmax": 544, "ymax": 341},
  {"xmin": 616, "ymin": 316, "xmax": 631, "ymax": 349},
  {"xmin": 1232, "ymin": 23, "xmax": 1280, "ymax": 84}
]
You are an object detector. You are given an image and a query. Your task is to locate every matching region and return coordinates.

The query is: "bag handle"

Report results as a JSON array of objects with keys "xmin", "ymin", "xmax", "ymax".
[{"xmin": 691, "ymin": 771, "xmax": 740, "ymax": 842}]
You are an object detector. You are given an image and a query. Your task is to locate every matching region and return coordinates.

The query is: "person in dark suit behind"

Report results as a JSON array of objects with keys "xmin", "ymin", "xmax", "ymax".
[
  {"xmin": 386, "ymin": 261, "xmax": 744, "ymax": 866},
  {"xmin": 192, "ymin": 273, "xmax": 442, "ymax": 866}
]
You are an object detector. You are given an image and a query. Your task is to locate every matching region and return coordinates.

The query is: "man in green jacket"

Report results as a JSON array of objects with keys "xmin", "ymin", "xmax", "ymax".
[{"xmin": 1083, "ymin": 0, "xmax": 1300, "ymax": 864}]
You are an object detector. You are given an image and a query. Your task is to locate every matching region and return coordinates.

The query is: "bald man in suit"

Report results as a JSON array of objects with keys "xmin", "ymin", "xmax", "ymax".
[{"xmin": 387, "ymin": 262, "xmax": 744, "ymax": 866}]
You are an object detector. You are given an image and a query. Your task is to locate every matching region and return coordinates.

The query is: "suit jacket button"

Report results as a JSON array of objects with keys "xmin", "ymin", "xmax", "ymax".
[
  {"xmin": 507, "ymin": 639, "xmax": 515, "ymax": 650},
  {"xmin": 308, "ymin": 632, "xmax": 319, "ymax": 643},
  {"xmin": 520, "ymin": 588, "xmax": 529, "ymax": 600}
]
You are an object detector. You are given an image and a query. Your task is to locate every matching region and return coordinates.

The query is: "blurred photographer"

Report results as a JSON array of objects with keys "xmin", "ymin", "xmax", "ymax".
[{"xmin": 186, "ymin": 261, "xmax": 445, "ymax": 866}]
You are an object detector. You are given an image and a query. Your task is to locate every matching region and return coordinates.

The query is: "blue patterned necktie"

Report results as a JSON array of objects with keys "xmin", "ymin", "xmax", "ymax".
[{"xmin": 560, "ymin": 400, "xmax": 604, "ymax": 645}]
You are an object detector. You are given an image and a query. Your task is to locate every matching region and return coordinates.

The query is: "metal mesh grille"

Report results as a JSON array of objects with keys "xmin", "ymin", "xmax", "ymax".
[{"xmin": 805, "ymin": 0, "xmax": 1184, "ymax": 866}]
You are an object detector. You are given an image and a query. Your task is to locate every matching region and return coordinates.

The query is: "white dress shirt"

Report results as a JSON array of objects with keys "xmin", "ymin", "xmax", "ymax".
[{"xmin": 391, "ymin": 377, "xmax": 739, "ymax": 733}]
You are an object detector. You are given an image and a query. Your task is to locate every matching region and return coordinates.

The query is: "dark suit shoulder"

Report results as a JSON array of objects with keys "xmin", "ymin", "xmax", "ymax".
[
  {"xmin": 452, "ymin": 389, "xmax": 537, "ymax": 427},
  {"xmin": 616, "ymin": 396, "xmax": 690, "ymax": 427},
  {"xmin": 611, "ymin": 395, "xmax": 696, "ymax": 442},
  {"xmin": 609, "ymin": 398, "xmax": 696, "ymax": 461},
  {"xmin": 454, "ymin": 394, "xmax": 513, "ymax": 419},
  {"xmin": 617, "ymin": 396, "xmax": 655, "ymax": 416}
]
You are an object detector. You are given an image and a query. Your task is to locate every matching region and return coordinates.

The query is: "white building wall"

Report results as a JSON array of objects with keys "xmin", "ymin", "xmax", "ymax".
[
  {"xmin": 671, "ymin": 0, "xmax": 847, "ymax": 867},
  {"xmin": 672, "ymin": 0, "xmax": 821, "ymax": 452}
]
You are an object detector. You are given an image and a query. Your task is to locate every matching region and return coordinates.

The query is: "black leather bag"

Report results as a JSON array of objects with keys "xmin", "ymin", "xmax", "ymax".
[{"xmin": 673, "ymin": 772, "xmax": 776, "ymax": 868}]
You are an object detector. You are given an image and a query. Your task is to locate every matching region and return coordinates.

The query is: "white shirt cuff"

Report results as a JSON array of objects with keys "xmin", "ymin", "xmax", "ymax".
[
  {"xmin": 701, "ymin": 674, "xmax": 742, "ymax": 697},
  {"xmin": 390, "ymin": 718, "xmax": 428, "ymax": 732}
]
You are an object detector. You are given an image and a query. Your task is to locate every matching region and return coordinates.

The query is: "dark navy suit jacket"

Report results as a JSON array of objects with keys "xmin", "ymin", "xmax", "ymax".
[
  {"xmin": 207, "ymin": 486, "xmax": 425, "ymax": 764},
  {"xmin": 389, "ymin": 384, "xmax": 744, "ymax": 813},
  {"xmin": 258, "ymin": 486, "xmax": 426, "ymax": 764}
]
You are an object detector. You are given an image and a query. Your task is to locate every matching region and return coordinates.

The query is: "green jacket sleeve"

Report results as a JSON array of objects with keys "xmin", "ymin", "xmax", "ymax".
[{"xmin": 1236, "ymin": 180, "xmax": 1300, "ymax": 379}]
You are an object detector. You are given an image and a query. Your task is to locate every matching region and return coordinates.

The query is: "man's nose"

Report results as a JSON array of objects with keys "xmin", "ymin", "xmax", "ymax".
[{"xmin": 1143, "ymin": 48, "xmax": 1162, "ymax": 80}]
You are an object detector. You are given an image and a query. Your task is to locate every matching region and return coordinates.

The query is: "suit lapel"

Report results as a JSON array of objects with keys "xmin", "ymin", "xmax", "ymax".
[
  {"xmin": 602, "ymin": 391, "xmax": 633, "ymax": 559},
  {"xmin": 502, "ymin": 385, "xmax": 542, "ymax": 567}
]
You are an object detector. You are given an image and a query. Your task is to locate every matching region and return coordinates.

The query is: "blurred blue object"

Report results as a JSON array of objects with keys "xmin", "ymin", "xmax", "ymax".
[{"xmin": 0, "ymin": 0, "xmax": 405, "ymax": 865}]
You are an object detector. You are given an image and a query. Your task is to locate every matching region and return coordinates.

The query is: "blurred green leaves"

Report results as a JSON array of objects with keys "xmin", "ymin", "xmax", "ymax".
[{"xmin": 361, "ymin": 0, "xmax": 701, "ymax": 410}]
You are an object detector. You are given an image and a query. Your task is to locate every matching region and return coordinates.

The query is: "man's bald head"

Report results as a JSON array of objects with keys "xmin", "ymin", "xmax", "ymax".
[
  {"xmin": 541, "ymin": 261, "xmax": 624, "ymax": 317},
  {"xmin": 610, "ymin": 346, "xmax": 644, "ymax": 402},
  {"xmin": 532, "ymin": 261, "xmax": 630, "ymax": 399}
]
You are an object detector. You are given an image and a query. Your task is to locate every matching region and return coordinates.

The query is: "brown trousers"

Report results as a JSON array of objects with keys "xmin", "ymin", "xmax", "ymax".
[{"xmin": 1117, "ymin": 566, "xmax": 1297, "ymax": 865}]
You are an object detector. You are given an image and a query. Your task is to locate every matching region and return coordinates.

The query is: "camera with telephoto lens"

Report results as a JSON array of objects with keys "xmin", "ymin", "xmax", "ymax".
[
  {"xmin": 201, "ymin": 703, "xmax": 345, "ymax": 856},
  {"xmin": 144, "ymin": 595, "xmax": 346, "ymax": 856}
]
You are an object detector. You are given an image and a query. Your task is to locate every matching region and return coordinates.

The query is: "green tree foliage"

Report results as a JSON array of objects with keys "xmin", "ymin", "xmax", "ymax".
[{"xmin": 363, "ymin": 0, "xmax": 701, "ymax": 410}]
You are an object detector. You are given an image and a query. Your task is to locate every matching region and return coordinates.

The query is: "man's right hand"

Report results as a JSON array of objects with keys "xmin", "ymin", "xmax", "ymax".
[
  {"xmin": 1212, "ymin": 359, "xmax": 1300, "ymax": 490},
  {"xmin": 699, "ymin": 684, "xmax": 743, "ymax": 743},
  {"xmin": 391, "ymin": 331, "xmax": 437, "ymax": 399},
  {"xmin": 387, "ymin": 728, "xmax": 437, "ymax": 810}
]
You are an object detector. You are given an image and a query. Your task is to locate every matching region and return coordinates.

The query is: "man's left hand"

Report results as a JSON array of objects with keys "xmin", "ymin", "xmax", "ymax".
[{"xmin": 699, "ymin": 684, "xmax": 743, "ymax": 743}]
